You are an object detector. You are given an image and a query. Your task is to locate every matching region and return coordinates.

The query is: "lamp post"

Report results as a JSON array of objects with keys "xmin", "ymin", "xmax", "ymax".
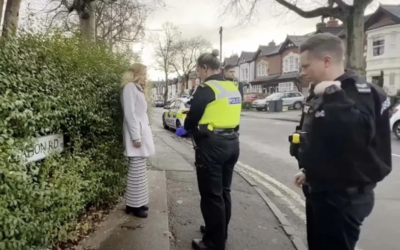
[{"xmin": 219, "ymin": 26, "xmax": 223, "ymax": 59}]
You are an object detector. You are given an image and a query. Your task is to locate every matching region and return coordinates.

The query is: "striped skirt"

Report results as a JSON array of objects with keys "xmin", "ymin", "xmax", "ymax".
[{"xmin": 126, "ymin": 157, "xmax": 149, "ymax": 208}]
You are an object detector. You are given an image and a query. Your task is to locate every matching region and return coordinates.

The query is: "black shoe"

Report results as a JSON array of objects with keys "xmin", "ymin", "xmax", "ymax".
[
  {"xmin": 126, "ymin": 206, "xmax": 148, "ymax": 218},
  {"xmin": 200, "ymin": 225, "xmax": 227, "ymax": 242},
  {"xmin": 192, "ymin": 239, "xmax": 211, "ymax": 250},
  {"xmin": 141, "ymin": 205, "xmax": 149, "ymax": 211}
]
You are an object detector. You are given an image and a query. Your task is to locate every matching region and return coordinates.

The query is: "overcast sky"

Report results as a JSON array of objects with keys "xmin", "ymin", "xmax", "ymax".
[
  {"xmin": 142, "ymin": 0, "xmax": 399, "ymax": 80},
  {"xmin": 15, "ymin": 0, "xmax": 399, "ymax": 80}
]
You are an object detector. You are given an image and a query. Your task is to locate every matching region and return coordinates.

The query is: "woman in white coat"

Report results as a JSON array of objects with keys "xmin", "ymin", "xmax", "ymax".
[{"xmin": 121, "ymin": 63, "xmax": 155, "ymax": 218}]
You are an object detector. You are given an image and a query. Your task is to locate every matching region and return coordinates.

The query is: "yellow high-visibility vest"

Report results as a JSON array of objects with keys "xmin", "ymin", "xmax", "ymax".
[{"xmin": 198, "ymin": 80, "xmax": 242, "ymax": 131}]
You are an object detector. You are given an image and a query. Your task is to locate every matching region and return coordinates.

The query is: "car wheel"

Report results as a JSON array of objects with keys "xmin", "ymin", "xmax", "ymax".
[
  {"xmin": 293, "ymin": 101, "xmax": 302, "ymax": 110},
  {"xmin": 162, "ymin": 115, "xmax": 168, "ymax": 129},
  {"xmin": 394, "ymin": 121, "xmax": 400, "ymax": 139},
  {"xmin": 256, "ymin": 108, "xmax": 263, "ymax": 111},
  {"xmin": 176, "ymin": 119, "xmax": 181, "ymax": 129}
]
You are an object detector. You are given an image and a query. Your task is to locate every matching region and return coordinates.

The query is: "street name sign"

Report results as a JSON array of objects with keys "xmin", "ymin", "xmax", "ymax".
[{"xmin": 24, "ymin": 134, "xmax": 64, "ymax": 163}]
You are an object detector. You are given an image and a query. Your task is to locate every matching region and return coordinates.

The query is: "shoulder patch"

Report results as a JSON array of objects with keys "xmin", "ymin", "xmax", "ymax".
[{"xmin": 355, "ymin": 83, "xmax": 371, "ymax": 94}]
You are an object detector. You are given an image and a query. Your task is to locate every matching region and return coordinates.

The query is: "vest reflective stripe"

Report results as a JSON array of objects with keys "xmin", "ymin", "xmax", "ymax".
[
  {"xmin": 207, "ymin": 80, "xmax": 240, "ymax": 99},
  {"xmin": 198, "ymin": 80, "xmax": 242, "ymax": 130}
]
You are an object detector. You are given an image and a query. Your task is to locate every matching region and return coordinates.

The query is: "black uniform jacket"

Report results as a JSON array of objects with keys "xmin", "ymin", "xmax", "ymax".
[
  {"xmin": 184, "ymin": 74, "xmax": 240, "ymax": 133},
  {"xmin": 302, "ymin": 71, "xmax": 392, "ymax": 191}
]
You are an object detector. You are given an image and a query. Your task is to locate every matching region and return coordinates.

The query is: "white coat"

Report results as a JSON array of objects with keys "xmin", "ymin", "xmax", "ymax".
[{"xmin": 121, "ymin": 83, "xmax": 155, "ymax": 157}]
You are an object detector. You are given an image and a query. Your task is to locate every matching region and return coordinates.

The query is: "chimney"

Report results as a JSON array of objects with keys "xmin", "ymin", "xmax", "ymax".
[
  {"xmin": 327, "ymin": 17, "xmax": 339, "ymax": 27},
  {"xmin": 268, "ymin": 40, "xmax": 276, "ymax": 46}
]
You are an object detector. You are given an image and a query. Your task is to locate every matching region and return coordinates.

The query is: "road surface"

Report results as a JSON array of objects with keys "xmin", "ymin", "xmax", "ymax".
[{"xmin": 152, "ymin": 108, "xmax": 400, "ymax": 250}]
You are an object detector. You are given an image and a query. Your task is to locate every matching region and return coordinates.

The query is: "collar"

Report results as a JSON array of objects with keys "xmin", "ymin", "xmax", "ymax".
[{"xmin": 204, "ymin": 74, "xmax": 225, "ymax": 82}]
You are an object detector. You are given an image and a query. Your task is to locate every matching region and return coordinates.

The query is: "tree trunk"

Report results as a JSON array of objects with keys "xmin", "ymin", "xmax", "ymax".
[
  {"xmin": 2, "ymin": 0, "xmax": 22, "ymax": 38},
  {"xmin": 0, "ymin": 0, "xmax": 4, "ymax": 30},
  {"xmin": 79, "ymin": 2, "xmax": 96, "ymax": 41},
  {"xmin": 344, "ymin": 5, "xmax": 366, "ymax": 76},
  {"xmin": 163, "ymin": 73, "xmax": 169, "ymax": 104}
]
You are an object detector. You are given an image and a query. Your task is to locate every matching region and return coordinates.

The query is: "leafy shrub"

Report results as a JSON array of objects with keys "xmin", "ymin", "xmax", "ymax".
[
  {"xmin": 0, "ymin": 33, "xmax": 131, "ymax": 249},
  {"xmin": 242, "ymin": 101, "xmax": 253, "ymax": 110}
]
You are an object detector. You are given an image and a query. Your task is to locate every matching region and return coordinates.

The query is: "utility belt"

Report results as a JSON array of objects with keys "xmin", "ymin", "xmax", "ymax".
[{"xmin": 198, "ymin": 124, "xmax": 236, "ymax": 135}]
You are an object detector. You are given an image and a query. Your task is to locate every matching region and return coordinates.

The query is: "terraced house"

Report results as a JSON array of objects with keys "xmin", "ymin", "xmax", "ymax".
[{"xmin": 250, "ymin": 36, "xmax": 309, "ymax": 95}]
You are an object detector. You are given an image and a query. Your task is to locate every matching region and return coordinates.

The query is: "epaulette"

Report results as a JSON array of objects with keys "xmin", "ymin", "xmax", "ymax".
[{"xmin": 198, "ymin": 83, "xmax": 205, "ymax": 87}]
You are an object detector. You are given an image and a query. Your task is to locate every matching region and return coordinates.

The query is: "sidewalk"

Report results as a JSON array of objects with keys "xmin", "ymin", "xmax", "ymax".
[
  {"xmin": 242, "ymin": 110, "xmax": 301, "ymax": 123},
  {"xmin": 78, "ymin": 128, "xmax": 304, "ymax": 250}
]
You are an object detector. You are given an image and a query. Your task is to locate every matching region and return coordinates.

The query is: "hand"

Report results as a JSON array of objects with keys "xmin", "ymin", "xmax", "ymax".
[
  {"xmin": 294, "ymin": 171, "xmax": 306, "ymax": 188},
  {"xmin": 133, "ymin": 139, "xmax": 142, "ymax": 148},
  {"xmin": 314, "ymin": 81, "xmax": 341, "ymax": 96}
]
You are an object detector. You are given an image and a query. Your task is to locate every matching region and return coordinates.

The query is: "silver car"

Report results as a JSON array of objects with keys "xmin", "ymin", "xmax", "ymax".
[{"xmin": 252, "ymin": 91, "xmax": 305, "ymax": 111}]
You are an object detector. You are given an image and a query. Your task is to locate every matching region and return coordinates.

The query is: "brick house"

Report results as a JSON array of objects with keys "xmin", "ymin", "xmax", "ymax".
[{"xmin": 250, "ymin": 36, "xmax": 309, "ymax": 94}]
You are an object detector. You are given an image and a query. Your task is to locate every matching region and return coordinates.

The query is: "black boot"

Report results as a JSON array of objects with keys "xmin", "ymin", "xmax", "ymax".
[
  {"xmin": 192, "ymin": 239, "xmax": 211, "ymax": 250},
  {"xmin": 126, "ymin": 206, "xmax": 148, "ymax": 218},
  {"xmin": 141, "ymin": 205, "xmax": 149, "ymax": 211}
]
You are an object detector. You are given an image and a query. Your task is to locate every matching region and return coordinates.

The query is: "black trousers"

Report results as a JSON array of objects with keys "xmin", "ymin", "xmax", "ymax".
[
  {"xmin": 302, "ymin": 184, "xmax": 316, "ymax": 250},
  {"xmin": 305, "ymin": 185, "xmax": 375, "ymax": 250},
  {"xmin": 195, "ymin": 134, "xmax": 240, "ymax": 250}
]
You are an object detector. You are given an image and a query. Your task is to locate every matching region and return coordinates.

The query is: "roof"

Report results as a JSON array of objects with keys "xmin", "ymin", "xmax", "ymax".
[
  {"xmin": 382, "ymin": 4, "xmax": 400, "ymax": 18},
  {"xmin": 287, "ymin": 36, "xmax": 309, "ymax": 46},
  {"xmin": 239, "ymin": 51, "xmax": 256, "ymax": 62},
  {"xmin": 223, "ymin": 55, "xmax": 239, "ymax": 66}
]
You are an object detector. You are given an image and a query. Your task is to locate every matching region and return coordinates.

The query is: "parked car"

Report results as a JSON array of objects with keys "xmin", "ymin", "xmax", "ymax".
[
  {"xmin": 162, "ymin": 98, "xmax": 190, "ymax": 130},
  {"xmin": 244, "ymin": 93, "xmax": 267, "ymax": 102},
  {"xmin": 154, "ymin": 99, "xmax": 164, "ymax": 107},
  {"xmin": 252, "ymin": 91, "xmax": 305, "ymax": 111},
  {"xmin": 390, "ymin": 104, "xmax": 400, "ymax": 139}
]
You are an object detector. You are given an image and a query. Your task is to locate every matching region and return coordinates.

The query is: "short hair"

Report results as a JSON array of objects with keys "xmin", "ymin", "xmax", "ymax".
[
  {"xmin": 299, "ymin": 33, "xmax": 345, "ymax": 62},
  {"xmin": 224, "ymin": 64, "xmax": 235, "ymax": 70},
  {"xmin": 197, "ymin": 49, "xmax": 221, "ymax": 70}
]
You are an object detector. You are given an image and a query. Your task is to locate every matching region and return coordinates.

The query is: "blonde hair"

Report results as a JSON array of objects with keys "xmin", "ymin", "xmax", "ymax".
[{"xmin": 121, "ymin": 63, "xmax": 147, "ymax": 91}]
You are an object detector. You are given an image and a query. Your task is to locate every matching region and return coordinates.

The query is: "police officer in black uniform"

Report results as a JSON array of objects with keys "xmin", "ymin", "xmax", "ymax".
[
  {"xmin": 184, "ymin": 49, "xmax": 241, "ymax": 250},
  {"xmin": 289, "ymin": 33, "xmax": 392, "ymax": 250}
]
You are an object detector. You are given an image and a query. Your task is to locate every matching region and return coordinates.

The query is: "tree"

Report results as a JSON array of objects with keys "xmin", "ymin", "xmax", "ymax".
[
  {"xmin": 223, "ymin": 0, "xmax": 373, "ymax": 76},
  {"xmin": 152, "ymin": 22, "xmax": 181, "ymax": 103},
  {"xmin": 377, "ymin": 70, "xmax": 384, "ymax": 88},
  {"xmin": 0, "ymin": 0, "xmax": 4, "ymax": 30},
  {"xmin": 2, "ymin": 0, "xmax": 23, "ymax": 37},
  {"xmin": 170, "ymin": 37, "xmax": 212, "ymax": 96},
  {"xmin": 38, "ymin": 0, "xmax": 152, "ymax": 47},
  {"xmin": 60, "ymin": 0, "xmax": 97, "ymax": 41}
]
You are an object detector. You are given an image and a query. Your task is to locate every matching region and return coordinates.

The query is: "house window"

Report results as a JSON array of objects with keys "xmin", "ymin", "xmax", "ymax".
[
  {"xmin": 372, "ymin": 36, "xmax": 385, "ymax": 56},
  {"xmin": 257, "ymin": 62, "xmax": 268, "ymax": 77},
  {"xmin": 278, "ymin": 82, "xmax": 294, "ymax": 92},
  {"xmin": 371, "ymin": 76, "xmax": 380, "ymax": 85},
  {"xmin": 390, "ymin": 32, "xmax": 397, "ymax": 50},
  {"xmin": 283, "ymin": 53, "xmax": 300, "ymax": 73},
  {"xmin": 245, "ymin": 68, "xmax": 248, "ymax": 79},
  {"xmin": 390, "ymin": 73, "xmax": 395, "ymax": 86}
]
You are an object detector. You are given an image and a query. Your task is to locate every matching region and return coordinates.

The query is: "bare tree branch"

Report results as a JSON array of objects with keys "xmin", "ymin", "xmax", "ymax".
[
  {"xmin": 152, "ymin": 22, "xmax": 181, "ymax": 102},
  {"xmin": 170, "ymin": 37, "xmax": 212, "ymax": 95}
]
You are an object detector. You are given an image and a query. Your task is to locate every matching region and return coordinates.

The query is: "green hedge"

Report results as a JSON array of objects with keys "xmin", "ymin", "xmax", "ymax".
[
  {"xmin": 242, "ymin": 100, "xmax": 253, "ymax": 110},
  {"xmin": 0, "ymin": 34, "xmax": 130, "ymax": 249}
]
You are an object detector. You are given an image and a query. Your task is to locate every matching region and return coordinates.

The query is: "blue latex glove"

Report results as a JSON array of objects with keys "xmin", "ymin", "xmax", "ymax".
[{"xmin": 175, "ymin": 126, "xmax": 188, "ymax": 137}]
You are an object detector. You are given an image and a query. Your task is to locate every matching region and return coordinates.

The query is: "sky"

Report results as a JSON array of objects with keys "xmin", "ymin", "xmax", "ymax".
[
  {"xmin": 142, "ymin": 0, "xmax": 398, "ymax": 80},
  {"xmin": 11, "ymin": 0, "xmax": 400, "ymax": 80}
]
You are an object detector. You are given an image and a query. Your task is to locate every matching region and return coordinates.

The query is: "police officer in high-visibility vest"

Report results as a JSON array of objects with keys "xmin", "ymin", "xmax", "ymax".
[{"xmin": 184, "ymin": 49, "xmax": 241, "ymax": 250}]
